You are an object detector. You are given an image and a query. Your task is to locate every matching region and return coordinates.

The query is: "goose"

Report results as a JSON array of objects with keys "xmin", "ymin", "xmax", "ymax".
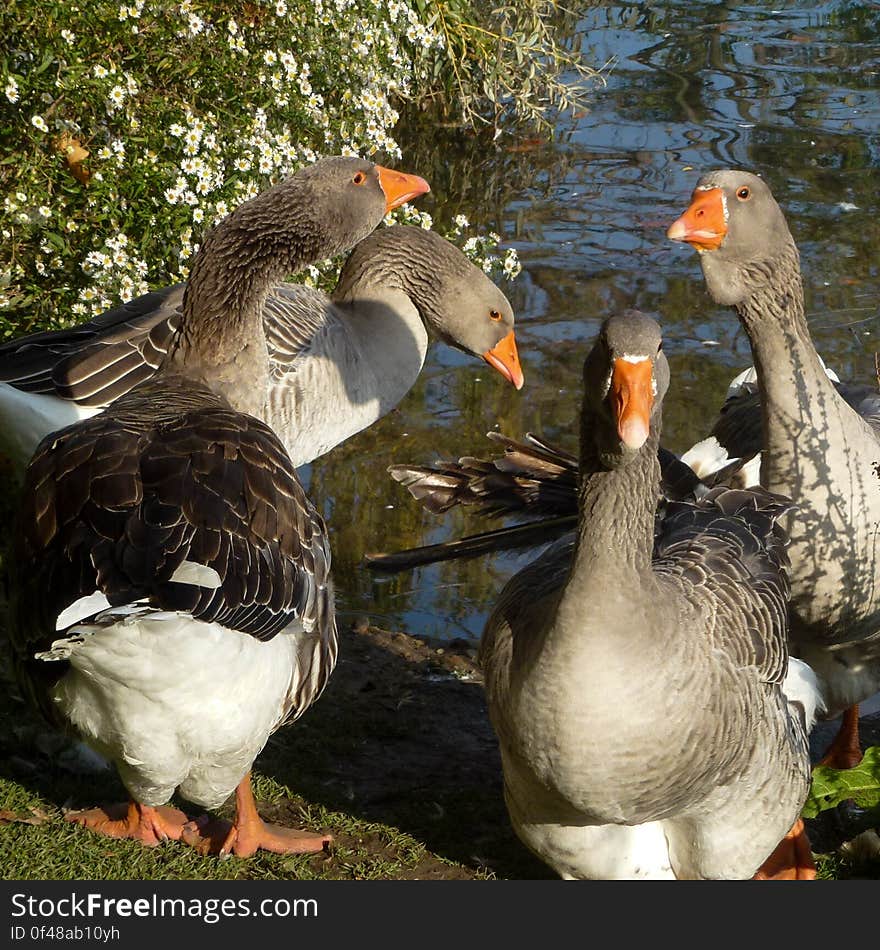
[
  {"xmin": 478, "ymin": 310, "xmax": 821, "ymax": 879},
  {"xmin": 666, "ymin": 169, "xmax": 880, "ymax": 770},
  {"xmin": 0, "ymin": 228, "xmax": 523, "ymax": 475},
  {"xmin": 4, "ymin": 156, "xmax": 433, "ymax": 856}
]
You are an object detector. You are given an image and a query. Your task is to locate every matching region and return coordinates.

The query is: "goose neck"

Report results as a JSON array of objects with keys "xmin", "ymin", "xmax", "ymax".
[{"xmin": 567, "ymin": 419, "xmax": 661, "ymax": 598}]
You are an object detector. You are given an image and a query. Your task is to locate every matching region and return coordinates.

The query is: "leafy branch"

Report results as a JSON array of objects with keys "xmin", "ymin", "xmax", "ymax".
[{"xmin": 411, "ymin": 1, "xmax": 606, "ymax": 132}]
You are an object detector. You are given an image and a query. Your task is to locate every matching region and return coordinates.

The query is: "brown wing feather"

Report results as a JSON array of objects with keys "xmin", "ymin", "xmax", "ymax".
[{"xmin": 8, "ymin": 377, "xmax": 335, "ymax": 723}]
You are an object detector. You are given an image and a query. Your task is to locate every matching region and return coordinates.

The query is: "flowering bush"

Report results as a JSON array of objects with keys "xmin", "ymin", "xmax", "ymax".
[{"xmin": 0, "ymin": 0, "xmax": 554, "ymax": 335}]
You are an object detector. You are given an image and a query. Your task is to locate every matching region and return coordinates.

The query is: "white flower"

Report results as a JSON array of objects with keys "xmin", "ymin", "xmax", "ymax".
[
  {"xmin": 193, "ymin": 208, "xmax": 204, "ymax": 223},
  {"xmin": 453, "ymin": 214, "xmax": 469, "ymax": 230},
  {"xmin": 60, "ymin": 29, "xmax": 75, "ymax": 44},
  {"xmin": 188, "ymin": 14, "xmax": 204, "ymax": 35},
  {"xmin": 31, "ymin": 115, "xmax": 49, "ymax": 132},
  {"xmin": 4, "ymin": 77, "xmax": 18, "ymax": 103},
  {"xmin": 37, "ymin": 205, "xmax": 52, "ymax": 219},
  {"xmin": 502, "ymin": 249, "xmax": 521, "ymax": 279},
  {"xmin": 108, "ymin": 86, "xmax": 126, "ymax": 107},
  {"xmin": 275, "ymin": 0, "xmax": 287, "ymax": 15},
  {"xmin": 169, "ymin": 123, "xmax": 185, "ymax": 137}
]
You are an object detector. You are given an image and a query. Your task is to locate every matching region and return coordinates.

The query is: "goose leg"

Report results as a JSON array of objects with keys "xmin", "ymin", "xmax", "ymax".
[
  {"xmin": 66, "ymin": 800, "xmax": 189, "ymax": 846},
  {"xmin": 818, "ymin": 705, "xmax": 862, "ymax": 771},
  {"xmin": 753, "ymin": 819, "xmax": 817, "ymax": 880},
  {"xmin": 181, "ymin": 772, "xmax": 332, "ymax": 857}
]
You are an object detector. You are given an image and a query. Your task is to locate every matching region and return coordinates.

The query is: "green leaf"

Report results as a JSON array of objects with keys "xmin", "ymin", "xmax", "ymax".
[
  {"xmin": 802, "ymin": 746, "xmax": 880, "ymax": 818},
  {"xmin": 43, "ymin": 231, "xmax": 66, "ymax": 252}
]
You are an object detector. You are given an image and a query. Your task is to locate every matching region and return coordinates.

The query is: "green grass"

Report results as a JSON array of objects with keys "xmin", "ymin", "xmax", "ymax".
[{"xmin": 0, "ymin": 767, "xmax": 484, "ymax": 882}]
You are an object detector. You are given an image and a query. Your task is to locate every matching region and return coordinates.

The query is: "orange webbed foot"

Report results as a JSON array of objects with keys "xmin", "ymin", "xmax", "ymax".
[
  {"xmin": 753, "ymin": 819, "xmax": 817, "ymax": 880},
  {"xmin": 817, "ymin": 705, "xmax": 863, "ymax": 771},
  {"xmin": 180, "ymin": 773, "xmax": 331, "ymax": 858},
  {"xmin": 66, "ymin": 801, "xmax": 189, "ymax": 846}
]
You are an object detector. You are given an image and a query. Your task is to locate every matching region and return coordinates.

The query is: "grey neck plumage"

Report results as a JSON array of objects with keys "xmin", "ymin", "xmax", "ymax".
[{"xmin": 166, "ymin": 179, "xmax": 325, "ymax": 416}]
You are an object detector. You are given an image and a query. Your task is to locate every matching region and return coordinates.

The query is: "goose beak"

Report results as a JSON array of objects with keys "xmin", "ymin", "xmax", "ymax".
[
  {"xmin": 667, "ymin": 187, "xmax": 727, "ymax": 251},
  {"xmin": 610, "ymin": 357, "xmax": 653, "ymax": 449},
  {"xmin": 483, "ymin": 330, "xmax": 524, "ymax": 390},
  {"xmin": 376, "ymin": 166, "xmax": 431, "ymax": 211}
]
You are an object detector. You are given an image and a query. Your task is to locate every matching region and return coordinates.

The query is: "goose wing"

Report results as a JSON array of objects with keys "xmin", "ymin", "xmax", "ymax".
[{"xmin": 9, "ymin": 378, "xmax": 335, "ymax": 725}]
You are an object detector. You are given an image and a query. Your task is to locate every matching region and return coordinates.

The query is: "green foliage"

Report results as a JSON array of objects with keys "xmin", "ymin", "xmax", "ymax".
[
  {"xmin": 0, "ymin": 0, "xmax": 584, "ymax": 334},
  {"xmin": 803, "ymin": 745, "xmax": 880, "ymax": 819},
  {"xmin": 411, "ymin": 1, "xmax": 603, "ymax": 131}
]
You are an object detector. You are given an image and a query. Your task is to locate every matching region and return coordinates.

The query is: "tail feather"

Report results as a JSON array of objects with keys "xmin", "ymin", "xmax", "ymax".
[{"xmin": 365, "ymin": 516, "xmax": 577, "ymax": 572}]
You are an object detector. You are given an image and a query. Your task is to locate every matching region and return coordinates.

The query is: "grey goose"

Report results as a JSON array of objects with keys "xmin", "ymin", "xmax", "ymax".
[
  {"xmin": 477, "ymin": 311, "xmax": 821, "ymax": 879},
  {"xmin": 5, "ymin": 156, "xmax": 430, "ymax": 856},
  {"xmin": 0, "ymin": 228, "xmax": 523, "ymax": 473},
  {"xmin": 667, "ymin": 170, "xmax": 880, "ymax": 771}
]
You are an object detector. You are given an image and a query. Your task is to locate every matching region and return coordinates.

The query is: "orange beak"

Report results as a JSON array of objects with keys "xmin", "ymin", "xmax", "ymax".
[
  {"xmin": 483, "ymin": 330, "xmax": 524, "ymax": 390},
  {"xmin": 609, "ymin": 358, "xmax": 653, "ymax": 449},
  {"xmin": 667, "ymin": 187, "xmax": 727, "ymax": 251},
  {"xmin": 376, "ymin": 166, "xmax": 431, "ymax": 212}
]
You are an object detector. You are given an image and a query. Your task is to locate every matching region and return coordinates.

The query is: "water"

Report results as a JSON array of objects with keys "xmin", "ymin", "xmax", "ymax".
[{"xmin": 306, "ymin": 0, "xmax": 880, "ymax": 642}]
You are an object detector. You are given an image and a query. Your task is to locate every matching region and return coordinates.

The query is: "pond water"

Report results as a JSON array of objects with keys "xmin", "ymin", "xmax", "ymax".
[{"xmin": 305, "ymin": 0, "xmax": 880, "ymax": 643}]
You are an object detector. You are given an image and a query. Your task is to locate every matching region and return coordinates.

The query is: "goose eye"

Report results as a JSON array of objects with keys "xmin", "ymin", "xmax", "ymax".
[
  {"xmin": 736, "ymin": 186, "xmax": 751, "ymax": 200},
  {"xmin": 353, "ymin": 171, "xmax": 366, "ymax": 185},
  {"xmin": 489, "ymin": 309, "xmax": 502, "ymax": 322}
]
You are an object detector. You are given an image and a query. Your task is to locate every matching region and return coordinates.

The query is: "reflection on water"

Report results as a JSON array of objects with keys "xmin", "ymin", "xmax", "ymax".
[{"xmin": 306, "ymin": 0, "xmax": 880, "ymax": 642}]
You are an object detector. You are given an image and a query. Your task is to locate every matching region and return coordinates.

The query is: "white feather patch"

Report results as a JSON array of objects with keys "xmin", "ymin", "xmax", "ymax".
[
  {"xmin": 55, "ymin": 591, "xmax": 112, "ymax": 631},
  {"xmin": 782, "ymin": 657, "xmax": 826, "ymax": 733},
  {"xmin": 35, "ymin": 629, "xmax": 96, "ymax": 662},
  {"xmin": 169, "ymin": 561, "xmax": 222, "ymax": 588}
]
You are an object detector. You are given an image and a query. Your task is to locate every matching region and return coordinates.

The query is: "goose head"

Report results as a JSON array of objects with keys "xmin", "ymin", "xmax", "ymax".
[
  {"xmin": 666, "ymin": 170, "xmax": 795, "ymax": 306},
  {"xmin": 194, "ymin": 156, "xmax": 430, "ymax": 287},
  {"xmin": 581, "ymin": 309, "xmax": 668, "ymax": 469},
  {"xmin": 335, "ymin": 225, "xmax": 524, "ymax": 389}
]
